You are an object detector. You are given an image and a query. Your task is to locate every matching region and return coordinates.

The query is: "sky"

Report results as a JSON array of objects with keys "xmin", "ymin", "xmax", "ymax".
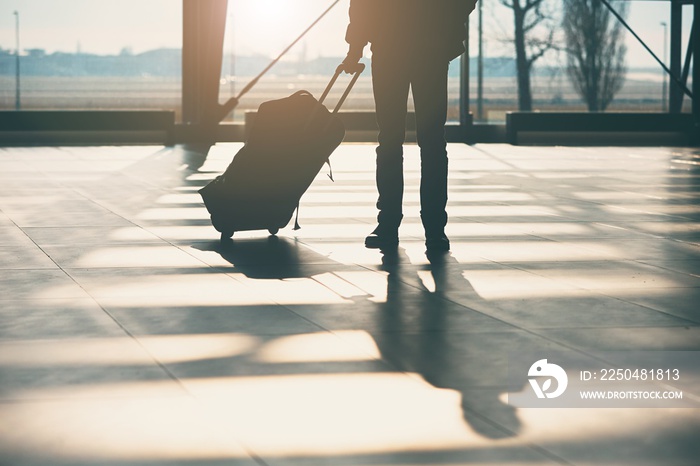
[{"xmin": 0, "ymin": 0, "xmax": 694, "ymax": 68}]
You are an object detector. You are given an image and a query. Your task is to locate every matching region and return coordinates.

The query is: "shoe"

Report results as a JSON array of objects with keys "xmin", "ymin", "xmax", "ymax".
[
  {"xmin": 425, "ymin": 232, "xmax": 450, "ymax": 252},
  {"xmin": 365, "ymin": 226, "xmax": 399, "ymax": 249}
]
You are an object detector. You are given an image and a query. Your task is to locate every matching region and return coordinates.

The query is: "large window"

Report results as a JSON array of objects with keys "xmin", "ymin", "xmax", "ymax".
[
  {"xmin": 1, "ymin": 0, "xmax": 693, "ymax": 135},
  {"xmin": 219, "ymin": 0, "xmax": 463, "ymax": 123},
  {"xmin": 0, "ymin": 0, "xmax": 182, "ymax": 118},
  {"xmin": 469, "ymin": 0, "xmax": 694, "ymax": 123}
]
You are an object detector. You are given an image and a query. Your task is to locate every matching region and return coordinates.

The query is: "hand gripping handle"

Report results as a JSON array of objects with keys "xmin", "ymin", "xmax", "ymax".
[{"xmin": 318, "ymin": 63, "xmax": 366, "ymax": 114}]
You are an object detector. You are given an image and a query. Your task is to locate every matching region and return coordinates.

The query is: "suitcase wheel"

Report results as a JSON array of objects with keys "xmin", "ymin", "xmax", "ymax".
[
  {"xmin": 268, "ymin": 227, "xmax": 279, "ymax": 236},
  {"xmin": 220, "ymin": 231, "xmax": 234, "ymax": 242}
]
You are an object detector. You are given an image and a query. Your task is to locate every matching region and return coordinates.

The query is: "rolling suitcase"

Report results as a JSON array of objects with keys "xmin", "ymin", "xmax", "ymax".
[{"xmin": 199, "ymin": 64, "xmax": 365, "ymax": 240}]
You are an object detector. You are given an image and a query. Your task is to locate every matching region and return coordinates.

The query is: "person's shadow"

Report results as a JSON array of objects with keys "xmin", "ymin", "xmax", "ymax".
[
  {"xmin": 372, "ymin": 248, "xmax": 522, "ymax": 439},
  {"xmin": 201, "ymin": 237, "xmax": 522, "ymax": 439}
]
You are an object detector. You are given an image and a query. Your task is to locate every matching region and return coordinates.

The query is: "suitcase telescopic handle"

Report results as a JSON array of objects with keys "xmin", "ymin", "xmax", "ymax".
[{"xmin": 318, "ymin": 63, "xmax": 366, "ymax": 114}]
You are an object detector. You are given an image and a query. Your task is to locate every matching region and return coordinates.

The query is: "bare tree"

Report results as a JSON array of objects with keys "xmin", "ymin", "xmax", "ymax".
[
  {"xmin": 562, "ymin": 0, "xmax": 628, "ymax": 111},
  {"xmin": 498, "ymin": 0, "xmax": 557, "ymax": 111}
]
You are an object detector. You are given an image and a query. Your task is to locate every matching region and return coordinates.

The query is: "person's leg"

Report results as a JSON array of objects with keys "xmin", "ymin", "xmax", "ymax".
[
  {"xmin": 410, "ymin": 54, "xmax": 450, "ymax": 251},
  {"xmin": 366, "ymin": 49, "xmax": 411, "ymax": 248}
]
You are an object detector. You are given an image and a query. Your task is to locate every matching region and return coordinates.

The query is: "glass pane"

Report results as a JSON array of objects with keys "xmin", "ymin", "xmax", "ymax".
[
  {"xmin": 469, "ymin": 0, "xmax": 519, "ymax": 123},
  {"xmin": 615, "ymin": 3, "xmax": 694, "ymax": 114},
  {"xmin": 0, "ymin": 0, "xmax": 182, "ymax": 118},
  {"xmin": 221, "ymin": 0, "xmax": 461, "ymax": 123},
  {"xmin": 470, "ymin": 0, "xmax": 694, "ymax": 123}
]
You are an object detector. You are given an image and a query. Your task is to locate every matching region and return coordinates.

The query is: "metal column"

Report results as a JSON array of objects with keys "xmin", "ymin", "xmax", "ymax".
[
  {"xmin": 460, "ymin": 16, "xmax": 471, "ymax": 142},
  {"xmin": 694, "ymin": 0, "xmax": 700, "ymax": 133},
  {"xmin": 670, "ymin": 0, "xmax": 683, "ymax": 112},
  {"xmin": 182, "ymin": 0, "xmax": 228, "ymax": 140}
]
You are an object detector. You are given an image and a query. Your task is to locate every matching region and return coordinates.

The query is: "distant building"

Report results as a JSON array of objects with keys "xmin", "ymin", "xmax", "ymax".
[{"xmin": 26, "ymin": 49, "xmax": 46, "ymax": 58}]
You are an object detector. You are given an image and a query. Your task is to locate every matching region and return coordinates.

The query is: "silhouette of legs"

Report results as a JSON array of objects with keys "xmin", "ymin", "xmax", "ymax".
[
  {"xmin": 369, "ymin": 48, "xmax": 450, "ymax": 250},
  {"xmin": 371, "ymin": 50, "xmax": 410, "ymax": 237},
  {"xmin": 412, "ymin": 56, "xmax": 449, "ymax": 241}
]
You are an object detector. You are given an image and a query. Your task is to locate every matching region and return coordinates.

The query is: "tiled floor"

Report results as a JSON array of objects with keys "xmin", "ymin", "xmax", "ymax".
[{"xmin": 0, "ymin": 142, "xmax": 699, "ymax": 465}]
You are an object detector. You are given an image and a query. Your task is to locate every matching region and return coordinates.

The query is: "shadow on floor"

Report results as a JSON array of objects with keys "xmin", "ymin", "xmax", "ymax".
[{"xmin": 199, "ymin": 236, "xmax": 523, "ymax": 439}]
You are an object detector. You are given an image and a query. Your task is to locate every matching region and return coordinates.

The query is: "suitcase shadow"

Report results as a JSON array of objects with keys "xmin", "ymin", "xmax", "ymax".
[{"xmin": 192, "ymin": 236, "xmax": 325, "ymax": 280}]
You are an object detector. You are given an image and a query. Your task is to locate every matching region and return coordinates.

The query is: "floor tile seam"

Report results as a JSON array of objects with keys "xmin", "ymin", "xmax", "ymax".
[
  {"xmin": 481, "ymin": 234, "xmax": 661, "ymax": 243},
  {"xmin": 0, "ymin": 265, "xmax": 61, "ymax": 271},
  {"xmin": 247, "ymin": 296, "xmax": 345, "ymax": 336},
  {"xmin": 97, "ymin": 161, "xmax": 182, "ymax": 193},
  {"xmin": 554, "ymin": 213, "xmax": 693, "ymax": 225},
  {"xmin": 458, "ymin": 405, "xmax": 575, "ymax": 466},
  {"xmin": 469, "ymin": 145, "xmax": 548, "ymax": 174},
  {"xmin": 603, "ymin": 233, "xmax": 700, "ymax": 246},
  {"xmin": 36, "ymin": 173, "xmax": 141, "ymax": 215},
  {"xmin": 366, "ymin": 328, "xmax": 541, "ymax": 336},
  {"xmin": 506, "ymin": 279, "xmax": 700, "ymax": 297},
  {"xmin": 535, "ymin": 283, "xmax": 700, "ymax": 293},
  {"xmin": 511, "ymin": 325, "xmax": 700, "ymax": 373},
  {"xmin": 50, "ymin": 263, "xmax": 221, "ymax": 271},
  {"xmin": 424, "ymin": 234, "xmax": 555, "ymax": 242},
  {"xmin": 0, "ymin": 233, "xmax": 200, "ymax": 400},
  {"xmin": 267, "ymin": 336, "xmax": 516, "ymax": 421},
  {"xmin": 442, "ymin": 298, "xmax": 601, "ymax": 345},
  {"xmin": 1, "ymin": 214, "xmax": 73, "ymax": 276},
  {"xmin": 258, "ymin": 257, "xmax": 533, "ymax": 360},
  {"xmin": 591, "ymin": 184, "xmax": 699, "ymax": 201},
  {"xmin": 219, "ymin": 260, "xmax": 368, "ymax": 272},
  {"xmin": 578, "ymin": 289, "xmax": 700, "ymax": 326},
  {"xmin": 453, "ymin": 167, "xmax": 667, "ymax": 176},
  {"xmin": 0, "ymin": 296, "xmax": 99, "ymax": 303},
  {"xmin": 25, "ymin": 267, "xmax": 304, "ymax": 282},
  {"xmin": 594, "ymin": 203, "xmax": 696, "ymax": 220},
  {"xmin": 653, "ymin": 235, "xmax": 700, "ymax": 250},
  {"xmin": 634, "ymin": 258, "xmax": 700, "ymax": 280},
  {"xmin": 302, "ymin": 322, "xmax": 398, "ymax": 368},
  {"xmin": 168, "ymin": 241, "xmax": 336, "ymax": 333},
  {"xmin": 34, "ymin": 240, "xmax": 181, "ymax": 248},
  {"xmin": 480, "ymin": 218, "xmax": 658, "ymax": 236},
  {"xmin": 497, "ymin": 191, "xmax": 699, "ymax": 206},
  {"xmin": 270, "ymin": 363, "xmax": 564, "ymax": 466},
  {"xmin": 89, "ymin": 196, "xmax": 252, "ymax": 275},
  {"xmin": 56, "ymin": 171, "xmax": 176, "ymax": 233},
  {"xmin": 49, "ymin": 265, "xmax": 202, "ymax": 393},
  {"xmin": 510, "ymin": 191, "xmax": 628, "ymax": 211},
  {"xmin": 503, "ymin": 256, "xmax": 700, "ymax": 282},
  {"xmin": 227, "ymin": 280, "xmax": 350, "ymax": 314},
  {"xmin": 520, "ymin": 324, "xmax": 700, "ymax": 331},
  {"xmin": 166, "ymin": 244, "xmax": 350, "ymax": 313},
  {"xmin": 344, "ymin": 260, "xmax": 563, "ymax": 337},
  {"xmin": 0, "ymin": 391, "xmax": 195, "ymax": 405},
  {"xmin": 495, "ymin": 261, "xmax": 700, "ymax": 324},
  {"xmin": 489, "ymin": 253, "xmax": 694, "ymax": 266},
  {"xmin": 297, "ymin": 216, "xmax": 374, "ymax": 225},
  {"xmin": 585, "ymin": 221, "xmax": 691, "ymax": 240},
  {"xmin": 439, "ymin": 260, "xmax": 700, "ymax": 345}
]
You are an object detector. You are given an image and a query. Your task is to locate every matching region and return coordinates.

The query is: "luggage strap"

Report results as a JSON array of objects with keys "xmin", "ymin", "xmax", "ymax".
[
  {"xmin": 294, "ymin": 204, "xmax": 301, "ymax": 231},
  {"xmin": 316, "ymin": 65, "xmax": 365, "ymax": 184},
  {"xmin": 326, "ymin": 160, "xmax": 334, "ymax": 182},
  {"xmin": 294, "ymin": 160, "xmax": 332, "ymax": 232},
  {"xmin": 293, "ymin": 63, "xmax": 362, "ymax": 232}
]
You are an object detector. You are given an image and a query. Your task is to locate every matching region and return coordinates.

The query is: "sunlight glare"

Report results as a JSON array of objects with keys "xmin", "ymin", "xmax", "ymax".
[
  {"xmin": 231, "ymin": 0, "xmax": 311, "ymax": 56},
  {"xmin": 255, "ymin": 331, "xmax": 380, "ymax": 363}
]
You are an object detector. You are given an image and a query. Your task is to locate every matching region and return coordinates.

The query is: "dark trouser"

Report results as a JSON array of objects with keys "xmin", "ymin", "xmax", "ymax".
[{"xmin": 371, "ymin": 47, "xmax": 450, "ymax": 235}]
